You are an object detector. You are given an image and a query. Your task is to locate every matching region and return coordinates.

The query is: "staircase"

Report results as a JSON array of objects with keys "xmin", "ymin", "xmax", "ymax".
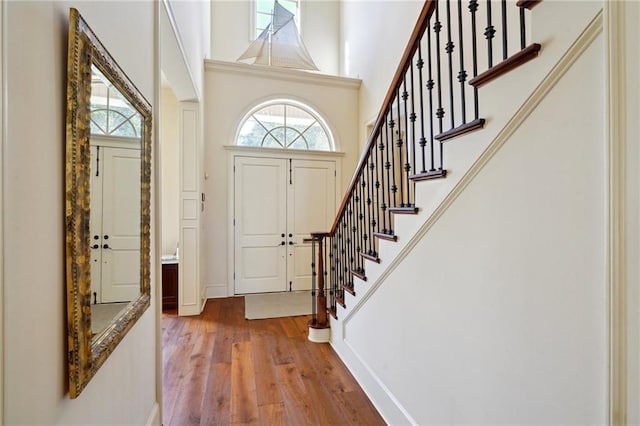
[
  {"xmin": 308, "ymin": 0, "xmax": 608, "ymax": 423},
  {"xmin": 308, "ymin": 0, "xmax": 541, "ymax": 328}
]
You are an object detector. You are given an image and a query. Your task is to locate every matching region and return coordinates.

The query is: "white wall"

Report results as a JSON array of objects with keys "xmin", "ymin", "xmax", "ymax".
[
  {"xmin": 346, "ymin": 31, "xmax": 607, "ymax": 423},
  {"xmin": 161, "ymin": 87, "xmax": 181, "ymax": 255},
  {"xmin": 203, "ymin": 61, "xmax": 360, "ymax": 297},
  {"xmin": 4, "ymin": 2, "xmax": 158, "ymax": 424},
  {"xmin": 165, "ymin": 0, "xmax": 210, "ymax": 99},
  {"xmin": 338, "ymin": 8, "xmax": 609, "ymax": 424},
  {"xmin": 210, "ymin": 0, "xmax": 340, "ymax": 75},
  {"xmin": 340, "ymin": 1, "xmax": 423, "ymax": 149}
]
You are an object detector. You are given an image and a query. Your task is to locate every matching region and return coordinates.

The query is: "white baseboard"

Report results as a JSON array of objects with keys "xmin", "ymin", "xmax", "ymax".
[
  {"xmin": 145, "ymin": 402, "xmax": 160, "ymax": 426},
  {"xmin": 206, "ymin": 284, "xmax": 228, "ymax": 298},
  {"xmin": 329, "ymin": 320, "xmax": 415, "ymax": 425}
]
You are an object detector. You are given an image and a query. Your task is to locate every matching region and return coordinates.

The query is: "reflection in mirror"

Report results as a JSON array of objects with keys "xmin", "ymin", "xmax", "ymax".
[
  {"xmin": 89, "ymin": 65, "xmax": 142, "ymax": 336},
  {"xmin": 65, "ymin": 8, "xmax": 151, "ymax": 399}
]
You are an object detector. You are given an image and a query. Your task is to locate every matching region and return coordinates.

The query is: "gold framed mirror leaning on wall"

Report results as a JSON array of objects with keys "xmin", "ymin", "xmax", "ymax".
[{"xmin": 65, "ymin": 8, "xmax": 152, "ymax": 398}]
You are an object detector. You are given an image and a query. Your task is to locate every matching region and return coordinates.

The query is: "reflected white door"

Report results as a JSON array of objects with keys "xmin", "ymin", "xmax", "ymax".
[
  {"xmin": 234, "ymin": 156, "xmax": 335, "ymax": 294},
  {"xmin": 89, "ymin": 146, "xmax": 141, "ymax": 303},
  {"xmin": 101, "ymin": 147, "xmax": 141, "ymax": 302}
]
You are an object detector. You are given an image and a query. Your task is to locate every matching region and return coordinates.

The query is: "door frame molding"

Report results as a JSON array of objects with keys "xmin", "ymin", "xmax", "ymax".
[{"xmin": 225, "ymin": 145, "xmax": 343, "ymax": 297}]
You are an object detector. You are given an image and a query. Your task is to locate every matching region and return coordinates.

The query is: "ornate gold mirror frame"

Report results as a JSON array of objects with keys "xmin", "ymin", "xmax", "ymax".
[{"xmin": 65, "ymin": 8, "xmax": 152, "ymax": 398}]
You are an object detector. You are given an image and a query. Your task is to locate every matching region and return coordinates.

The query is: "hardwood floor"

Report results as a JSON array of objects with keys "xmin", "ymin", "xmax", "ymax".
[{"xmin": 162, "ymin": 297, "xmax": 385, "ymax": 426}]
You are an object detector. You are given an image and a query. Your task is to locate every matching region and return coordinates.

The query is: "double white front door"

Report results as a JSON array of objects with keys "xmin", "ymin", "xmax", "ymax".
[
  {"xmin": 90, "ymin": 144, "xmax": 141, "ymax": 303},
  {"xmin": 234, "ymin": 156, "xmax": 336, "ymax": 294}
]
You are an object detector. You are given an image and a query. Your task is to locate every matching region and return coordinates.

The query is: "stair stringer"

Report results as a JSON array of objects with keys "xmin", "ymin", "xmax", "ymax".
[{"xmin": 328, "ymin": 4, "xmax": 604, "ymax": 424}]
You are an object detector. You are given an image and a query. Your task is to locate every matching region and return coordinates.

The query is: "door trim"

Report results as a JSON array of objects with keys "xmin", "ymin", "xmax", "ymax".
[{"xmin": 226, "ymin": 147, "xmax": 343, "ymax": 297}]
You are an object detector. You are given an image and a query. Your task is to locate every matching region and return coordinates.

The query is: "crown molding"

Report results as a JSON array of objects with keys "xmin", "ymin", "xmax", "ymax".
[{"xmin": 205, "ymin": 59, "xmax": 362, "ymax": 90}]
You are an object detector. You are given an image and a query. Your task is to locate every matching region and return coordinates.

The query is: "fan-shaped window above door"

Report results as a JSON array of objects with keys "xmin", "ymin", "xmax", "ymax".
[
  {"xmin": 236, "ymin": 100, "xmax": 334, "ymax": 151},
  {"xmin": 90, "ymin": 66, "xmax": 142, "ymax": 138}
]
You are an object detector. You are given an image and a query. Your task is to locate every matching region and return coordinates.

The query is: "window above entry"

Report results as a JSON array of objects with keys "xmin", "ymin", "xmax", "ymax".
[
  {"xmin": 90, "ymin": 66, "xmax": 142, "ymax": 138},
  {"xmin": 237, "ymin": 100, "xmax": 334, "ymax": 151},
  {"xmin": 254, "ymin": 0, "xmax": 300, "ymax": 40}
]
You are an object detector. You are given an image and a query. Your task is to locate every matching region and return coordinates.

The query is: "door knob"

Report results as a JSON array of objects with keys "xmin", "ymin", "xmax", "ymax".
[
  {"xmin": 103, "ymin": 244, "xmax": 110, "ymax": 249},
  {"xmin": 280, "ymin": 241, "xmax": 285, "ymax": 246},
  {"xmin": 288, "ymin": 241, "xmax": 296, "ymax": 245},
  {"xmin": 288, "ymin": 233, "xmax": 293, "ymax": 238},
  {"xmin": 92, "ymin": 244, "xmax": 99, "ymax": 249},
  {"xmin": 281, "ymin": 233, "xmax": 285, "ymax": 237}
]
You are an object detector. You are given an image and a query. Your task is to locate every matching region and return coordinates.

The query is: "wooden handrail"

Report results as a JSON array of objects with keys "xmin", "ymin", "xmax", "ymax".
[{"xmin": 329, "ymin": 0, "xmax": 436, "ymax": 236}]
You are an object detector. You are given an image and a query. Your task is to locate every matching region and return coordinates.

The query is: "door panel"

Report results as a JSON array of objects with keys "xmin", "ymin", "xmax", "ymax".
[
  {"xmin": 100, "ymin": 147, "xmax": 141, "ymax": 302},
  {"xmin": 288, "ymin": 160, "xmax": 336, "ymax": 291},
  {"xmin": 234, "ymin": 156, "xmax": 336, "ymax": 294},
  {"xmin": 89, "ymin": 146, "xmax": 103, "ymax": 302},
  {"xmin": 234, "ymin": 157, "xmax": 287, "ymax": 294}
]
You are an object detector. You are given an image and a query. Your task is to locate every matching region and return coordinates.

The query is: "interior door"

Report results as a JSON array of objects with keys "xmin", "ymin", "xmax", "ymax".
[
  {"xmin": 89, "ymin": 146, "xmax": 104, "ymax": 303},
  {"xmin": 100, "ymin": 146, "xmax": 141, "ymax": 303},
  {"xmin": 234, "ymin": 156, "xmax": 336, "ymax": 294},
  {"xmin": 234, "ymin": 157, "xmax": 288, "ymax": 294},
  {"xmin": 287, "ymin": 159, "xmax": 336, "ymax": 291}
]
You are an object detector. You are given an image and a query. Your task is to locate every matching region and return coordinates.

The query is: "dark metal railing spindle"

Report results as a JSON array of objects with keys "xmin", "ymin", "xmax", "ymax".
[
  {"xmin": 402, "ymin": 80, "xmax": 412, "ymax": 205},
  {"xmin": 388, "ymin": 110, "xmax": 398, "ymax": 208},
  {"xmin": 374, "ymin": 135, "xmax": 382, "ymax": 234},
  {"xmin": 368, "ymin": 150, "xmax": 376, "ymax": 256},
  {"xmin": 416, "ymin": 44, "xmax": 428, "ymax": 173},
  {"xmin": 485, "ymin": 0, "xmax": 495, "ymax": 68},
  {"xmin": 519, "ymin": 6, "xmax": 526, "ymax": 49},
  {"xmin": 434, "ymin": 3, "xmax": 445, "ymax": 137},
  {"xmin": 378, "ymin": 133, "xmax": 388, "ymax": 234},
  {"xmin": 469, "ymin": 0, "xmax": 480, "ymax": 119},
  {"xmin": 409, "ymin": 58, "xmax": 418, "ymax": 178},
  {"xmin": 457, "ymin": 0, "xmax": 468, "ymax": 124},
  {"xmin": 427, "ymin": 20, "xmax": 436, "ymax": 172},
  {"xmin": 501, "ymin": 0, "xmax": 508, "ymax": 60},
  {"xmin": 311, "ymin": 239, "xmax": 317, "ymax": 323},
  {"xmin": 445, "ymin": 0, "xmax": 456, "ymax": 130},
  {"xmin": 393, "ymin": 95, "xmax": 405, "ymax": 207}
]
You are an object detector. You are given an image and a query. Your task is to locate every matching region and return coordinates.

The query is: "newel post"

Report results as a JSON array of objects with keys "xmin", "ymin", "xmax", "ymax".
[{"xmin": 307, "ymin": 232, "xmax": 330, "ymax": 343}]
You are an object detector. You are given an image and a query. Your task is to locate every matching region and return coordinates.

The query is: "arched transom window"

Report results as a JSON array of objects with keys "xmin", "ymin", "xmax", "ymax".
[
  {"xmin": 90, "ymin": 66, "xmax": 142, "ymax": 138},
  {"xmin": 237, "ymin": 100, "xmax": 333, "ymax": 151}
]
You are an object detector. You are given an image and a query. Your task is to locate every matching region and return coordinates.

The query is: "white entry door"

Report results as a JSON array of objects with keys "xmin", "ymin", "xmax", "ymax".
[
  {"xmin": 90, "ymin": 145, "xmax": 141, "ymax": 303},
  {"xmin": 234, "ymin": 156, "xmax": 336, "ymax": 294}
]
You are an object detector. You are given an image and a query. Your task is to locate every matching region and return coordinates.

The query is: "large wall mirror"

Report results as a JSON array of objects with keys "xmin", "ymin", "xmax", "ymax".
[{"xmin": 65, "ymin": 8, "xmax": 152, "ymax": 398}]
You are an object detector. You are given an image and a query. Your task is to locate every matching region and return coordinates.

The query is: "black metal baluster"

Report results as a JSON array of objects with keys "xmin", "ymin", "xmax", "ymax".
[
  {"xmin": 469, "ymin": 0, "xmax": 480, "ymax": 120},
  {"xmin": 353, "ymin": 194, "xmax": 362, "ymax": 277},
  {"xmin": 342, "ymin": 222, "xmax": 347, "ymax": 297},
  {"xmin": 359, "ymin": 175, "xmax": 367, "ymax": 265},
  {"xmin": 325, "ymin": 236, "xmax": 338, "ymax": 312},
  {"xmin": 368, "ymin": 149, "xmax": 376, "ymax": 256},
  {"xmin": 485, "ymin": 0, "xmax": 495, "ymax": 68},
  {"xmin": 378, "ymin": 132, "xmax": 388, "ymax": 234},
  {"xmin": 347, "ymin": 201, "xmax": 354, "ymax": 291},
  {"xmin": 501, "ymin": 0, "xmax": 508, "ymax": 60},
  {"xmin": 385, "ymin": 119, "xmax": 394, "ymax": 231},
  {"xmin": 434, "ymin": 2, "xmax": 446, "ymax": 171},
  {"xmin": 393, "ymin": 92, "xmax": 406, "ymax": 207},
  {"xmin": 409, "ymin": 53, "xmax": 418, "ymax": 178},
  {"xmin": 374, "ymin": 134, "xmax": 382, "ymax": 235},
  {"xmin": 401, "ymin": 81, "xmax": 411, "ymax": 206},
  {"xmin": 445, "ymin": 0, "xmax": 456, "ymax": 130},
  {"xmin": 416, "ymin": 44, "xmax": 428, "ymax": 173},
  {"xmin": 427, "ymin": 18, "xmax": 437, "ymax": 172},
  {"xmin": 311, "ymin": 238, "xmax": 317, "ymax": 323},
  {"xmin": 457, "ymin": 0, "xmax": 468, "ymax": 124},
  {"xmin": 388, "ymin": 109, "xmax": 398, "ymax": 208},
  {"xmin": 434, "ymin": 2, "xmax": 445, "ymax": 139},
  {"xmin": 519, "ymin": 6, "xmax": 526, "ymax": 50}
]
